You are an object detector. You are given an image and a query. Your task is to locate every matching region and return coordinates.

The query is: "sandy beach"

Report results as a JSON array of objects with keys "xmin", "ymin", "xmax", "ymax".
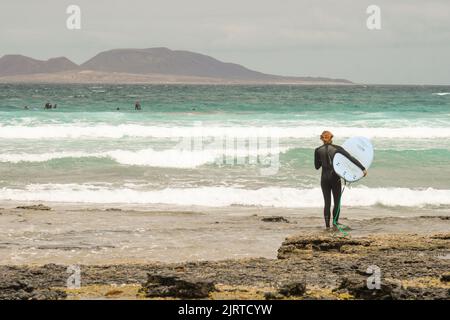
[
  {"xmin": 0, "ymin": 201, "xmax": 449, "ymax": 299},
  {"xmin": 1, "ymin": 201, "xmax": 449, "ymax": 265}
]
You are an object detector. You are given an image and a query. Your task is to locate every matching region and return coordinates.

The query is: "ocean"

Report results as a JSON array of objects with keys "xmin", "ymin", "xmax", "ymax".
[{"xmin": 0, "ymin": 84, "xmax": 449, "ymax": 209}]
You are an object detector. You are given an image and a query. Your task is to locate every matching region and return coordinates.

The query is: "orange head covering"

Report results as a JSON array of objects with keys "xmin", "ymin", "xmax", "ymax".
[{"xmin": 320, "ymin": 130, "xmax": 333, "ymax": 144}]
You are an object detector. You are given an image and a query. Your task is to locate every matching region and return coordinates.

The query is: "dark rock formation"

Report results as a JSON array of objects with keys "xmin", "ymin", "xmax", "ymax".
[
  {"xmin": 0, "ymin": 283, "xmax": 65, "ymax": 300},
  {"xmin": 277, "ymin": 234, "xmax": 372, "ymax": 258},
  {"xmin": 261, "ymin": 216, "xmax": 290, "ymax": 223},
  {"xmin": 264, "ymin": 291, "xmax": 284, "ymax": 300},
  {"xmin": 419, "ymin": 215, "xmax": 450, "ymax": 221},
  {"xmin": 335, "ymin": 275, "xmax": 450, "ymax": 300},
  {"xmin": 441, "ymin": 273, "xmax": 450, "ymax": 282},
  {"xmin": 0, "ymin": 276, "xmax": 66, "ymax": 300},
  {"xmin": 140, "ymin": 274, "xmax": 216, "ymax": 298},
  {"xmin": 278, "ymin": 281, "xmax": 307, "ymax": 297},
  {"xmin": 16, "ymin": 204, "xmax": 51, "ymax": 211},
  {"xmin": 432, "ymin": 233, "xmax": 450, "ymax": 240},
  {"xmin": 335, "ymin": 275, "xmax": 405, "ymax": 300}
]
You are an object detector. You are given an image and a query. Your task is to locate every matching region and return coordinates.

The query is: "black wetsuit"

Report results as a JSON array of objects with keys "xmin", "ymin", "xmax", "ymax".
[{"xmin": 314, "ymin": 144, "xmax": 365, "ymax": 227}]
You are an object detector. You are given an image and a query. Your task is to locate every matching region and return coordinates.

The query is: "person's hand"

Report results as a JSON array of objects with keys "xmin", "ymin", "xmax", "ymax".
[{"xmin": 363, "ymin": 170, "xmax": 368, "ymax": 177}]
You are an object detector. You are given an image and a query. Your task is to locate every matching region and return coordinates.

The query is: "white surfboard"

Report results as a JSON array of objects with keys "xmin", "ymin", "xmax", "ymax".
[{"xmin": 333, "ymin": 136, "xmax": 374, "ymax": 182}]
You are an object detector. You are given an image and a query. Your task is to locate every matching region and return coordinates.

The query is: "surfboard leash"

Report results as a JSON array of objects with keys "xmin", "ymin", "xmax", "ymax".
[{"xmin": 333, "ymin": 180, "xmax": 350, "ymax": 237}]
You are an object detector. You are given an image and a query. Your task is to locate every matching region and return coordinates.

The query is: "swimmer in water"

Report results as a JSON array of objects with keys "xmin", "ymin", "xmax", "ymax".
[{"xmin": 135, "ymin": 101, "xmax": 142, "ymax": 110}]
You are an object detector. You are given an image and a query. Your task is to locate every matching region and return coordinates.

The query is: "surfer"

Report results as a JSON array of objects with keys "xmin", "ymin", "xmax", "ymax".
[
  {"xmin": 135, "ymin": 101, "xmax": 142, "ymax": 110},
  {"xmin": 314, "ymin": 131, "xmax": 367, "ymax": 229}
]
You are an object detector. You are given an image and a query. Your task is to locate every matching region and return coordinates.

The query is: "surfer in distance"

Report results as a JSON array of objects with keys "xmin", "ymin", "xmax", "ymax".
[
  {"xmin": 314, "ymin": 130, "xmax": 367, "ymax": 229},
  {"xmin": 135, "ymin": 101, "xmax": 142, "ymax": 110}
]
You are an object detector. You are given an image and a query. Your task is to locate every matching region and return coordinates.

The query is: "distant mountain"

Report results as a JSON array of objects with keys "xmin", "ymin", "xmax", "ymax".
[
  {"xmin": 80, "ymin": 48, "xmax": 350, "ymax": 83},
  {"xmin": 0, "ymin": 48, "xmax": 352, "ymax": 84},
  {"xmin": 0, "ymin": 55, "xmax": 78, "ymax": 76},
  {"xmin": 81, "ymin": 47, "xmax": 274, "ymax": 80}
]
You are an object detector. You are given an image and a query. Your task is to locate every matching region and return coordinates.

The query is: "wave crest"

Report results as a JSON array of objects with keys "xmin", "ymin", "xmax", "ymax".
[
  {"xmin": 1, "ymin": 124, "xmax": 450, "ymax": 139},
  {"xmin": 1, "ymin": 184, "xmax": 449, "ymax": 208},
  {"xmin": 0, "ymin": 147, "xmax": 288, "ymax": 168}
]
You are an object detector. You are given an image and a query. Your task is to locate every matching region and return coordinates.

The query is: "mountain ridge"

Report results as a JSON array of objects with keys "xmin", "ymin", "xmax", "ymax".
[
  {"xmin": 0, "ymin": 55, "xmax": 79, "ymax": 76},
  {"xmin": 0, "ymin": 48, "xmax": 352, "ymax": 84}
]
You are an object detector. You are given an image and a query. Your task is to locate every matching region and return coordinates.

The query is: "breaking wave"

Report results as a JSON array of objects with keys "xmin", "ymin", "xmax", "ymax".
[
  {"xmin": 1, "ymin": 184, "xmax": 449, "ymax": 208},
  {"xmin": 1, "ymin": 124, "xmax": 450, "ymax": 139}
]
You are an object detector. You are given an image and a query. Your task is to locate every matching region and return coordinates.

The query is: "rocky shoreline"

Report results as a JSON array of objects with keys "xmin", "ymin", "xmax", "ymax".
[{"xmin": 1, "ymin": 232, "xmax": 448, "ymax": 300}]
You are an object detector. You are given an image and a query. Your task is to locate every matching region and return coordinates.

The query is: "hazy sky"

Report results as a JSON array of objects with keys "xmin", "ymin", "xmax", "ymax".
[{"xmin": 1, "ymin": 0, "xmax": 449, "ymax": 84}]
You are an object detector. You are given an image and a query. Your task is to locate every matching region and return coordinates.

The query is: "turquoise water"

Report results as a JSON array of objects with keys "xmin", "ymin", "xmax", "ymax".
[{"xmin": 0, "ymin": 84, "xmax": 449, "ymax": 207}]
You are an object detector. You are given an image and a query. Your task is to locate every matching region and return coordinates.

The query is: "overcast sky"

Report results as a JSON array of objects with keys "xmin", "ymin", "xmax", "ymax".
[{"xmin": 1, "ymin": 0, "xmax": 449, "ymax": 84}]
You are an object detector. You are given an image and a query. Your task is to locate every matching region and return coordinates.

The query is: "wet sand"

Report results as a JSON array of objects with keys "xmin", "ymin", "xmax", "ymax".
[
  {"xmin": 1, "ymin": 201, "xmax": 449, "ymax": 265},
  {"xmin": 0, "ymin": 201, "xmax": 449, "ymax": 299}
]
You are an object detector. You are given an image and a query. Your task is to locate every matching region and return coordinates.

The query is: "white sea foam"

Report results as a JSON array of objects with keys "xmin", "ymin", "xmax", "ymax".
[
  {"xmin": 0, "ymin": 152, "xmax": 98, "ymax": 164},
  {"xmin": 0, "ymin": 147, "xmax": 288, "ymax": 168},
  {"xmin": 1, "ymin": 184, "xmax": 449, "ymax": 208},
  {"xmin": 432, "ymin": 92, "xmax": 450, "ymax": 96},
  {"xmin": 0, "ymin": 124, "xmax": 449, "ymax": 139}
]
